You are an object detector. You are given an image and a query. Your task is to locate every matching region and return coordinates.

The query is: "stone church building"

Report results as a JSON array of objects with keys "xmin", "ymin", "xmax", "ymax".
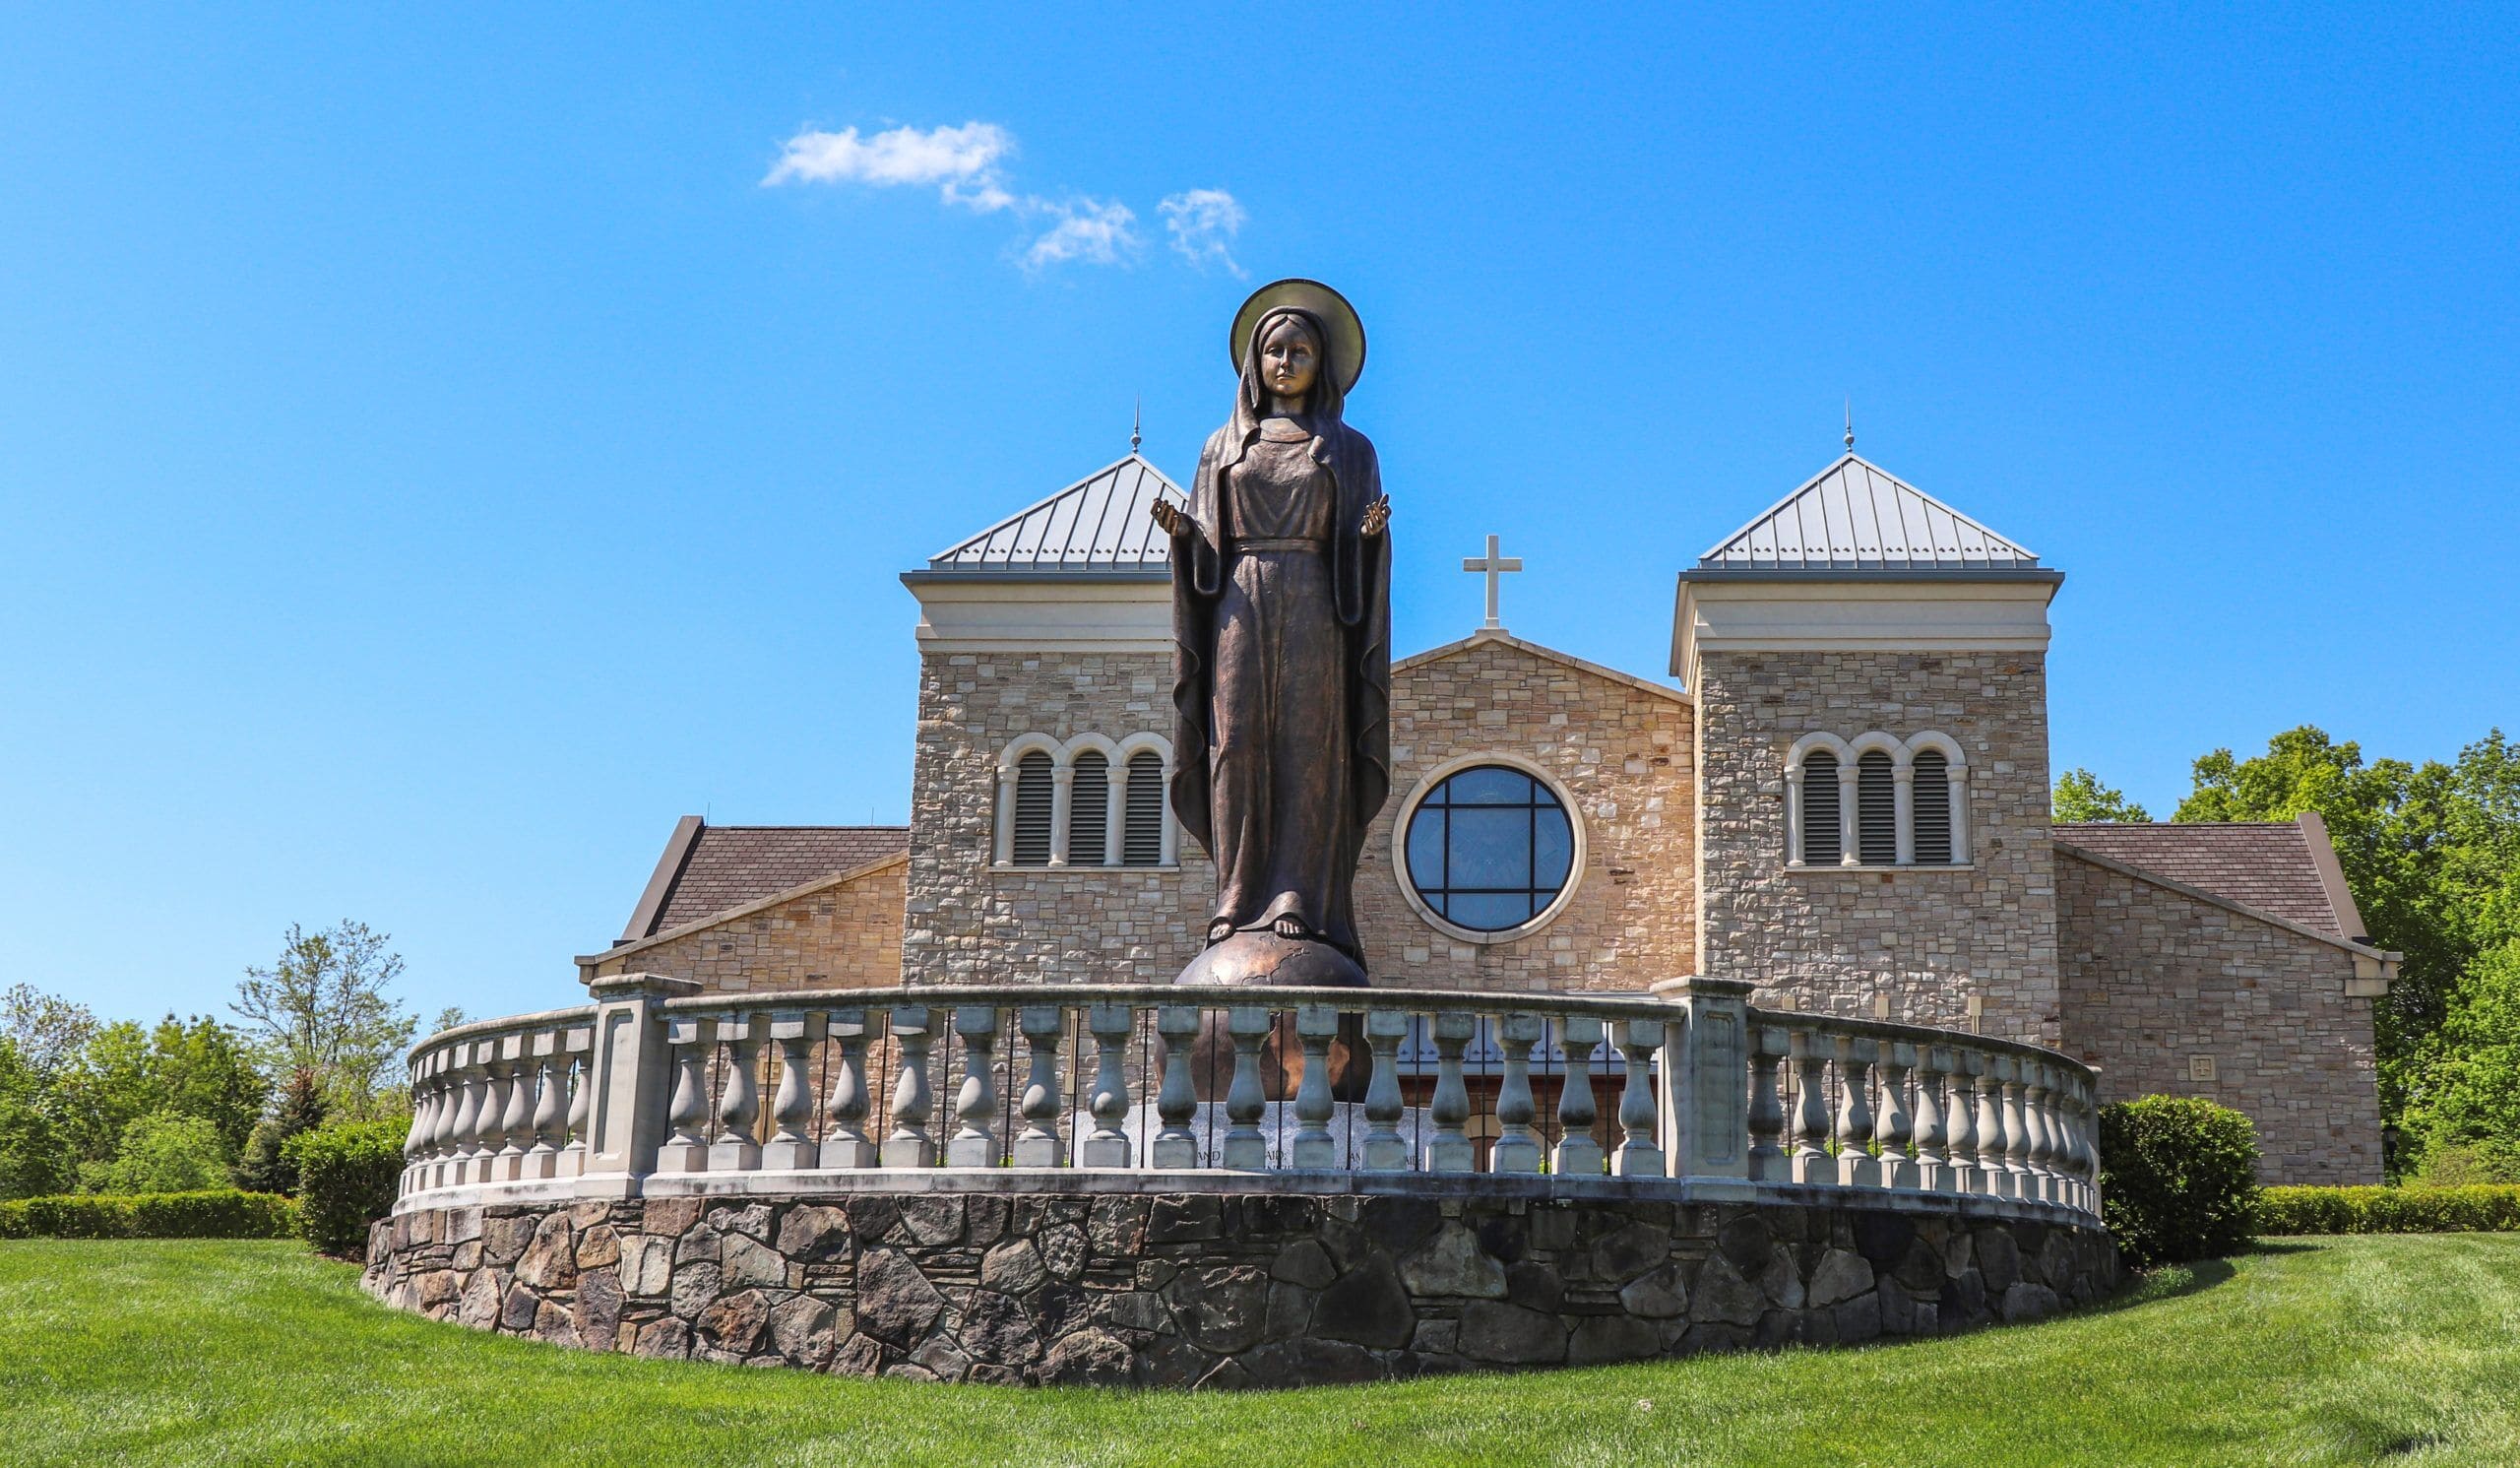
[{"xmin": 580, "ymin": 450, "xmax": 2397, "ymax": 1184}]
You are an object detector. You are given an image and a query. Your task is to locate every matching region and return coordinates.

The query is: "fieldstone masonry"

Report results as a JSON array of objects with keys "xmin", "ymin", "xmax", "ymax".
[
  {"xmin": 1694, "ymin": 650, "xmax": 2061, "ymax": 1046},
  {"xmin": 366, "ymin": 1190, "xmax": 2117, "ymax": 1387}
]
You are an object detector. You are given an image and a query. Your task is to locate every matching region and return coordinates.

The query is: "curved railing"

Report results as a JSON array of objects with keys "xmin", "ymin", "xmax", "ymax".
[{"xmin": 397, "ymin": 975, "xmax": 2101, "ymax": 1221}]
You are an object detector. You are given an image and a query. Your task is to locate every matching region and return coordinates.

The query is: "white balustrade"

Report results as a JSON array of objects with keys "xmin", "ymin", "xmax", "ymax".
[{"xmin": 390, "ymin": 979, "xmax": 2102, "ymax": 1227}]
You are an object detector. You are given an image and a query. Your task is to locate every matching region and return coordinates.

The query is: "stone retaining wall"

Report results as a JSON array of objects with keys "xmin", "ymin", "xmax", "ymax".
[{"xmin": 365, "ymin": 1189, "xmax": 2118, "ymax": 1388}]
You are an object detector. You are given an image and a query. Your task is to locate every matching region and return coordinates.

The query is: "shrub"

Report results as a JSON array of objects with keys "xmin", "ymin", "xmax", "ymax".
[
  {"xmin": 285, "ymin": 1119, "xmax": 405, "ymax": 1255},
  {"xmin": 2098, "ymin": 1095, "xmax": 2263, "ymax": 1267},
  {"xmin": 2257, "ymin": 1183, "xmax": 2520, "ymax": 1235},
  {"xmin": 78, "ymin": 1111, "xmax": 230, "ymax": 1195},
  {"xmin": 0, "ymin": 1189, "xmax": 297, "ymax": 1240},
  {"xmin": 2408, "ymin": 1138, "xmax": 2520, "ymax": 1188}
]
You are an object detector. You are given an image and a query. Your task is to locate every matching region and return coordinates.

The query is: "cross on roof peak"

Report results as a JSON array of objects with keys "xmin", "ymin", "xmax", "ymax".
[{"xmin": 1462, "ymin": 534, "xmax": 1523, "ymax": 631}]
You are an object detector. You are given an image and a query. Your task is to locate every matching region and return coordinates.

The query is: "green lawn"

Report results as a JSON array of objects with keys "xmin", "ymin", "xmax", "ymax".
[{"xmin": 3, "ymin": 1236, "xmax": 2515, "ymax": 1467}]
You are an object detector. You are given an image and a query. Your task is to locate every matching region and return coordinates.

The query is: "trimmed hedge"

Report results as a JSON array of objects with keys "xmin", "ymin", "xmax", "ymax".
[
  {"xmin": 0, "ymin": 1189, "xmax": 298, "ymax": 1241},
  {"xmin": 2099, "ymin": 1095, "xmax": 2262, "ymax": 1268},
  {"xmin": 285, "ymin": 1119, "xmax": 406, "ymax": 1255},
  {"xmin": 2258, "ymin": 1184, "xmax": 2520, "ymax": 1236}
]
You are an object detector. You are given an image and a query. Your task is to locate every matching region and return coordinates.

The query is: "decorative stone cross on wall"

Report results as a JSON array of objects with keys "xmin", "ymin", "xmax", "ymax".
[{"xmin": 1462, "ymin": 534, "xmax": 1523, "ymax": 631}]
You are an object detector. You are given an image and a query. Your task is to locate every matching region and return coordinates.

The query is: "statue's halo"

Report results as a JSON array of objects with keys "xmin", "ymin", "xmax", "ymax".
[{"xmin": 1229, "ymin": 278, "xmax": 1366, "ymax": 394}]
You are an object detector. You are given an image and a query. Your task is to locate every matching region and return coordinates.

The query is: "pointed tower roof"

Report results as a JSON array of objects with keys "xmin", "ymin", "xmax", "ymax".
[
  {"xmin": 1687, "ymin": 453, "xmax": 2053, "ymax": 579},
  {"xmin": 917, "ymin": 454, "xmax": 1186, "ymax": 580}
]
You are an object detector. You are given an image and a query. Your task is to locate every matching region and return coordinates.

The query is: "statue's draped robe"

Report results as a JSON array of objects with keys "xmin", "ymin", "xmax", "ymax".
[{"xmin": 1168, "ymin": 415, "xmax": 1391, "ymax": 962}]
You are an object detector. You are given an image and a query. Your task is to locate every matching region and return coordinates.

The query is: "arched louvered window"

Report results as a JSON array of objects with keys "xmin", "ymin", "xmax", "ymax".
[
  {"xmin": 1799, "ymin": 750, "xmax": 1841, "ymax": 865},
  {"xmin": 1913, "ymin": 748, "xmax": 1953, "ymax": 863},
  {"xmin": 1067, "ymin": 750, "xmax": 1109, "ymax": 865},
  {"xmin": 1857, "ymin": 750, "xmax": 1898, "ymax": 864},
  {"xmin": 1010, "ymin": 751, "xmax": 1054, "ymax": 866},
  {"xmin": 1122, "ymin": 751, "xmax": 1166, "ymax": 865}
]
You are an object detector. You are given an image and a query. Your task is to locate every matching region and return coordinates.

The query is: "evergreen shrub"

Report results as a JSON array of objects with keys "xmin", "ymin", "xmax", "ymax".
[
  {"xmin": 285, "ymin": 1119, "xmax": 405, "ymax": 1255},
  {"xmin": 0, "ymin": 1189, "xmax": 297, "ymax": 1240},
  {"xmin": 2098, "ymin": 1095, "xmax": 2262, "ymax": 1267},
  {"xmin": 2257, "ymin": 1183, "xmax": 2520, "ymax": 1235}
]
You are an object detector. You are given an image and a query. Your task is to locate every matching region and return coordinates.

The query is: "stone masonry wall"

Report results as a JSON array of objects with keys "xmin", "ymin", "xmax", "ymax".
[
  {"xmin": 1357, "ymin": 636, "xmax": 1694, "ymax": 991},
  {"xmin": 902, "ymin": 637, "xmax": 1694, "ymax": 992},
  {"xmin": 1695, "ymin": 650, "xmax": 2060, "ymax": 1046},
  {"xmin": 365, "ymin": 1189, "xmax": 2117, "ymax": 1388},
  {"xmin": 2055, "ymin": 852, "xmax": 2384, "ymax": 1185},
  {"xmin": 904, "ymin": 651, "xmax": 1211, "ymax": 988},
  {"xmin": 584, "ymin": 862, "xmax": 907, "ymax": 996}
]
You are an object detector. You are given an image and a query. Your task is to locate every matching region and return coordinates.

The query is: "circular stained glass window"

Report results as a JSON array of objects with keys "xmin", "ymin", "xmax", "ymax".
[{"xmin": 1401, "ymin": 764, "xmax": 1577, "ymax": 934}]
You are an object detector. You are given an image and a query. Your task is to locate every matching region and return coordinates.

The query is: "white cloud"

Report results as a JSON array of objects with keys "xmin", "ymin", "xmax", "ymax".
[
  {"xmin": 1160, "ymin": 189, "xmax": 1249, "ymax": 277},
  {"xmin": 762, "ymin": 122, "xmax": 1014, "ymax": 198},
  {"xmin": 765, "ymin": 120, "xmax": 1227, "ymax": 277},
  {"xmin": 1022, "ymin": 198, "xmax": 1142, "ymax": 272}
]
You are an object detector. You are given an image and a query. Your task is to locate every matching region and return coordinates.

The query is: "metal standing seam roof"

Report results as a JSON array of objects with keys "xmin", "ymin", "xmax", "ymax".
[
  {"xmin": 924, "ymin": 454, "xmax": 1187, "ymax": 574},
  {"xmin": 1694, "ymin": 453, "xmax": 2044, "ymax": 573}
]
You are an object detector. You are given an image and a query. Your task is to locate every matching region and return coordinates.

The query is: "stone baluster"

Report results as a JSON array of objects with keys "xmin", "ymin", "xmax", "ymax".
[
  {"xmin": 472, "ymin": 1055, "xmax": 510, "ymax": 1184},
  {"xmin": 1878, "ymin": 1041, "xmax": 1918, "ymax": 1189},
  {"xmin": 1426, "ymin": 1010, "xmax": 1476, "ymax": 1173},
  {"xmin": 1977, "ymin": 1056, "xmax": 2011, "ymax": 1198},
  {"xmin": 2022, "ymin": 1062, "xmax": 2055, "ymax": 1204},
  {"xmin": 1946, "ymin": 1051, "xmax": 1981, "ymax": 1194},
  {"xmin": 711, "ymin": 1014, "xmax": 763, "ymax": 1172},
  {"xmin": 1834, "ymin": 1035, "xmax": 1880, "ymax": 1187},
  {"xmin": 658, "ymin": 1017, "xmax": 712, "ymax": 1173},
  {"xmin": 821, "ymin": 1008, "xmax": 878, "ymax": 1169},
  {"xmin": 948, "ymin": 1006, "xmax": 1002, "ymax": 1169},
  {"xmin": 526, "ymin": 1035, "xmax": 567, "ymax": 1179},
  {"xmin": 1360, "ymin": 1009, "xmax": 1410, "ymax": 1171},
  {"xmin": 1082, "ymin": 1002, "xmax": 1135, "ymax": 1169},
  {"xmin": 2063, "ymin": 1074, "xmax": 2092, "ymax": 1211},
  {"xmin": 1553, "ymin": 1015, "xmax": 1606, "ymax": 1177},
  {"xmin": 561, "ymin": 1047, "xmax": 590, "ymax": 1177},
  {"xmin": 1746, "ymin": 1025, "xmax": 1789, "ymax": 1183},
  {"xmin": 1223, "ymin": 1005, "xmax": 1271, "ymax": 1171},
  {"xmin": 403, "ymin": 1058, "xmax": 436, "ymax": 1182},
  {"xmin": 1291, "ymin": 1004, "xmax": 1339, "ymax": 1170},
  {"xmin": 431, "ymin": 1048, "xmax": 465, "ymax": 1188},
  {"xmin": 495, "ymin": 1036, "xmax": 534, "ymax": 1181},
  {"xmin": 1012, "ymin": 1005, "xmax": 1067, "ymax": 1169},
  {"xmin": 2000, "ymin": 1058, "xmax": 2033, "ymax": 1199},
  {"xmin": 1152, "ymin": 1005, "xmax": 1201, "ymax": 1169},
  {"xmin": 1490, "ymin": 1011, "xmax": 1544, "ymax": 1175},
  {"xmin": 1611, "ymin": 1018, "xmax": 1667, "ymax": 1178},
  {"xmin": 763, "ymin": 1010, "xmax": 821, "ymax": 1170},
  {"xmin": 1914, "ymin": 1046, "xmax": 1951, "ymax": 1192},
  {"xmin": 1792, "ymin": 1031, "xmax": 1832, "ymax": 1184},
  {"xmin": 884, "ymin": 1006, "xmax": 938, "ymax": 1168}
]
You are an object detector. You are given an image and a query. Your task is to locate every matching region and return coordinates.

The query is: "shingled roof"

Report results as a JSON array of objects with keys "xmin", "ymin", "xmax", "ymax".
[
  {"xmin": 1690, "ymin": 453, "xmax": 2053, "ymax": 577},
  {"xmin": 2053, "ymin": 814, "xmax": 2367, "ymax": 942},
  {"xmin": 619, "ymin": 818, "xmax": 911, "ymax": 942},
  {"xmin": 918, "ymin": 453, "xmax": 1186, "ymax": 577}
]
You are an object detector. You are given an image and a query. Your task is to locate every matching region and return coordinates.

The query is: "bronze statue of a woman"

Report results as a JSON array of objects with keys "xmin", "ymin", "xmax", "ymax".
[{"xmin": 1154, "ymin": 279, "xmax": 1391, "ymax": 987}]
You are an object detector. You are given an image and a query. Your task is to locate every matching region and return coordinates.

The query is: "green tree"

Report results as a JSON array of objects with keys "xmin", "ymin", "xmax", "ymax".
[
  {"xmin": 231, "ymin": 922, "xmax": 418, "ymax": 1120},
  {"xmin": 50, "ymin": 1015, "xmax": 268, "ymax": 1169},
  {"xmin": 233, "ymin": 1068, "xmax": 329, "ymax": 1195},
  {"xmin": 78, "ymin": 1110, "xmax": 231, "ymax": 1194},
  {"xmin": 2396, "ymin": 939, "xmax": 2520, "ymax": 1177},
  {"xmin": 2053, "ymin": 768, "xmax": 2151, "ymax": 823},
  {"xmin": 1, "ymin": 984, "xmax": 97, "ymax": 1082},
  {"xmin": 0, "ymin": 1038, "xmax": 71, "ymax": 1200}
]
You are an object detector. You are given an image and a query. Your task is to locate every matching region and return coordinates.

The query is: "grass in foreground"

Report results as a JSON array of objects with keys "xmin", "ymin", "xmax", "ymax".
[{"xmin": 3, "ymin": 1235, "xmax": 2516, "ymax": 1467}]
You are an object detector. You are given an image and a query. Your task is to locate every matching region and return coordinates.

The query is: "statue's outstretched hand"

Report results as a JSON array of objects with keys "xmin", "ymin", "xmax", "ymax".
[
  {"xmin": 1359, "ymin": 496, "xmax": 1391, "ymax": 538},
  {"xmin": 1150, "ymin": 498, "xmax": 1188, "ymax": 537}
]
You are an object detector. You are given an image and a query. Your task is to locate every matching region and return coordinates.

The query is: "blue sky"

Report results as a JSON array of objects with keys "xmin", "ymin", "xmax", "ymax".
[{"xmin": 5, "ymin": 7, "xmax": 2515, "ymax": 1028}]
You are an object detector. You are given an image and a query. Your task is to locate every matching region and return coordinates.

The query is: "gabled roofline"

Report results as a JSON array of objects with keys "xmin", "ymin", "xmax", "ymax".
[
  {"xmin": 579, "ymin": 851, "xmax": 911, "ymax": 971},
  {"xmin": 924, "ymin": 452, "xmax": 1186, "ymax": 573},
  {"xmin": 1397, "ymin": 626, "xmax": 1693, "ymax": 705},
  {"xmin": 2294, "ymin": 810, "xmax": 2371, "ymax": 943},
  {"xmin": 620, "ymin": 814, "xmax": 705, "ymax": 943},
  {"xmin": 2053, "ymin": 839, "xmax": 2399, "ymax": 964}
]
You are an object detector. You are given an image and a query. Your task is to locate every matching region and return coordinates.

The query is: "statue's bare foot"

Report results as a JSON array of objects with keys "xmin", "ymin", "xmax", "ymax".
[
  {"xmin": 1207, "ymin": 918, "xmax": 1236, "ymax": 945},
  {"xmin": 1271, "ymin": 915, "xmax": 1309, "ymax": 940}
]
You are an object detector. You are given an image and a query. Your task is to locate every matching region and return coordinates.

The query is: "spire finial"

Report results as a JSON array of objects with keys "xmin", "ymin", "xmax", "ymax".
[
  {"xmin": 1844, "ymin": 397, "xmax": 1855, "ymax": 452},
  {"xmin": 1131, "ymin": 396, "xmax": 1143, "ymax": 455}
]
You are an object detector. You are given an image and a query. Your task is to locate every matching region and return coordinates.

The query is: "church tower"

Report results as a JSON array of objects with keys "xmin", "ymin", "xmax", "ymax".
[{"xmin": 1672, "ymin": 453, "xmax": 2065, "ymax": 1045}]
